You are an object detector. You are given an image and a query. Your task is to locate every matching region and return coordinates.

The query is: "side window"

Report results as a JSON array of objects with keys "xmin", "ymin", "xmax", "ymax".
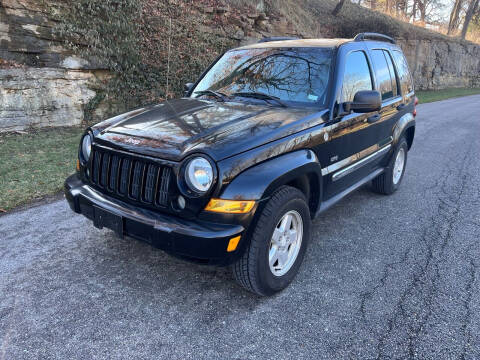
[
  {"xmin": 341, "ymin": 51, "xmax": 373, "ymax": 103},
  {"xmin": 392, "ymin": 50, "xmax": 414, "ymax": 95},
  {"xmin": 384, "ymin": 51, "xmax": 399, "ymax": 97},
  {"xmin": 371, "ymin": 49, "xmax": 396, "ymax": 100}
]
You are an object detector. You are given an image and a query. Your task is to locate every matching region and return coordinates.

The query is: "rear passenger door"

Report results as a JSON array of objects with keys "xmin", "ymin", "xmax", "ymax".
[{"xmin": 368, "ymin": 48, "xmax": 404, "ymax": 151}]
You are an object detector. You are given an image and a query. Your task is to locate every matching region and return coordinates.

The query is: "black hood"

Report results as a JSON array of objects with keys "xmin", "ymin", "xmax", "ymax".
[{"xmin": 93, "ymin": 98, "xmax": 327, "ymax": 162}]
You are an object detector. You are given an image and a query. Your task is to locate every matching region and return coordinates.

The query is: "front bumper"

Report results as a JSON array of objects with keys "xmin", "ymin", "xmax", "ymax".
[{"xmin": 64, "ymin": 174, "xmax": 245, "ymax": 265}]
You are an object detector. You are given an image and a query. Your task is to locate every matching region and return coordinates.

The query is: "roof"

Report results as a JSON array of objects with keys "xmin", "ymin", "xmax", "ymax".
[{"xmin": 234, "ymin": 38, "xmax": 352, "ymax": 51}]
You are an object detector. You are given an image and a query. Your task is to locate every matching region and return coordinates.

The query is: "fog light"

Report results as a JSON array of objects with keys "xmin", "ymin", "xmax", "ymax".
[{"xmin": 177, "ymin": 195, "xmax": 186, "ymax": 209}]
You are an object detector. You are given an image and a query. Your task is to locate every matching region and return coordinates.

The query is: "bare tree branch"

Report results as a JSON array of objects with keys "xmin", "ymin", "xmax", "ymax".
[
  {"xmin": 461, "ymin": 0, "xmax": 480, "ymax": 38},
  {"xmin": 332, "ymin": 0, "xmax": 347, "ymax": 15}
]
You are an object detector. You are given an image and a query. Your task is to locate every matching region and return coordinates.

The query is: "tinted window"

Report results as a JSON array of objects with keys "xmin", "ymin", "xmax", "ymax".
[
  {"xmin": 341, "ymin": 51, "xmax": 373, "ymax": 103},
  {"xmin": 192, "ymin": 47, "xmax": 334, "ymax": 106},
  {"xmin": 392, "ymin": 50, "xmax": 413, "ymax": 94},
  {"xmin": 384, "ymin": 51, "xmax": 399, "ymax": 97},
  {"xmin": 371, "ymin": 50, "xmax": 396, "ymax": 100}
]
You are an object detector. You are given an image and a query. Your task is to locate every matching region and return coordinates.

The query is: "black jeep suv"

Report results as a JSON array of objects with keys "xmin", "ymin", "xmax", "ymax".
[{"xmin": 65, "ymin": 33, "xmax": 416, "ymax": 296}]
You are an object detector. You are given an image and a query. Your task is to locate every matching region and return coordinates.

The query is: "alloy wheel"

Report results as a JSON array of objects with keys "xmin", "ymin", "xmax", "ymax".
[{"xmin": 268, "ymin": 210, "xmax": 304, "ymax": 277}]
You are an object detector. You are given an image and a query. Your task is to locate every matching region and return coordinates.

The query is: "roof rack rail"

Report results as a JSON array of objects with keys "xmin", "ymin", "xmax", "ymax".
[
  {"xmin": 257, "ymin": 36, "xmax": 299, "ymax": 43},
  {"xmin": 354, "ymin": 32, "xmax": 396, "ymax": 44}
]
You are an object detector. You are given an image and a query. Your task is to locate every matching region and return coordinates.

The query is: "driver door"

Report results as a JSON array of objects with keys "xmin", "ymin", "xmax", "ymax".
[{"xmin": 322, "ymin": 49, "xmax": 382, "ymax": 199}]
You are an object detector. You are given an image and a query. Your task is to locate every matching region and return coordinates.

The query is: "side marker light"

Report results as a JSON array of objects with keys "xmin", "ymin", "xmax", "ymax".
[{"xmin": 227, "ymin": 236, "xmax": 241, "ymax": 252}]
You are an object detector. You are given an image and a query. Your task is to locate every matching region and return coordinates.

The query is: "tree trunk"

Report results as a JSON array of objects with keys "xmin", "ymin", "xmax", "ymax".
[
  {"xmin": 448, "ymin": 0, "xmax": 464, "ymax": 35},
  {"xmin": 461, "ymin": 0, "xmax": 480, "ymax": 38},
  {"xmin": 418, "ymin": 0, "xmax": 426, "ymax": 23},
  {"xmin": 332, "ymin": 0, "xmax": 347, "ymax": 15},
  {"xmin": 411, "ymin": 0, "xmax": 418, "ymax": 22}
]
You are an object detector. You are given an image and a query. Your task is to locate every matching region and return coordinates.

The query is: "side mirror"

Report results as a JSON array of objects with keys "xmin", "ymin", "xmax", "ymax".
[
  {"xmin": 344, "ymin": 90, "xmax": 381, "ymax": 113},
  {"xmin": 184, "ymin": 82, "xmax": 194, "ymax": 96}
]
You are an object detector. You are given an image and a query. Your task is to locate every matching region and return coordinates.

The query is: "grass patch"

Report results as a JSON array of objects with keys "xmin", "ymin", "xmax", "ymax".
[
  {"xmin": 0, "ymin": 127, "xmax": 83, "ymax": 212},
  {"xmin": 416, "ymin": 88, "xmax": 480, "ymax": 104}
]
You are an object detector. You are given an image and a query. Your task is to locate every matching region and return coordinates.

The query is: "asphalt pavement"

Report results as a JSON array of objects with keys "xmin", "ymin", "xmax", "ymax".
[{"xmin": 1, "ymin": 95, "xmax": 480, "ymax": 359}]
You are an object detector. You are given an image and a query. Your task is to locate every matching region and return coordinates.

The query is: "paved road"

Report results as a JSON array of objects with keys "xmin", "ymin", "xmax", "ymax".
[{"xmin": 1, "ymin": 95, "xmax": 480, "ymax": 360}]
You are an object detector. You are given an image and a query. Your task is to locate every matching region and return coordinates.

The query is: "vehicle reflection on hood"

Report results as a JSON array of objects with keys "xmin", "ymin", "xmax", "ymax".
[{"xmin": 93, "ymin": 98, "xmax": 327, "ymax": 161}]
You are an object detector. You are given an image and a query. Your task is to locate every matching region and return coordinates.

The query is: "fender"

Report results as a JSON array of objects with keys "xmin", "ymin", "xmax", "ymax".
[
  {"xmin": 220, "ymin": 149, "xmax": 322, "ymax": 202},
  {"xmin": 393, "ymin": 111, "xmax": 415, "ymax": 146}
]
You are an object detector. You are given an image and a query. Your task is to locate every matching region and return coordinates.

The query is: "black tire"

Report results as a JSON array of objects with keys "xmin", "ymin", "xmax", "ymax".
[
  {"xmin": 371, "ymin": 137, "xmax": 408, "ymax": 195},
  {"xmin": 232, "ymin": 186, "xmax": 311, "ymax": 296}
]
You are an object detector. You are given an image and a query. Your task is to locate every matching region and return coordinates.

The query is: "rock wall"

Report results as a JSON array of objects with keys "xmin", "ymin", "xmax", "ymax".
[
  {"xmin": 0, "ymin": 68, "xmax": 108, "ymax": 132},
  {"xmin": 399, "ymin": 39, "xmax": 480, "ymax": 90},
  {"xmin": 1, "ymin": 0, "xmax": 479, "ymax": 133},
  {"xmin": 0, "ymin": 0, "xmax": 106, "ymax": 132}
]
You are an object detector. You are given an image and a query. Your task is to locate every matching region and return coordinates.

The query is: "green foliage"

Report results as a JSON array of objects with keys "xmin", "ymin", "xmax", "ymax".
[
  {"xmin": 55, "ymin": 0, "xmax": 148, "ymax": 115},
  {"xmin": 137, "ymin": 1, "xmax": 235, "ymax": 102},
  {"xmin": 52, "ymin": 0, "xmax": 235, "ymax": 122},
  {"xmin": 83, "ymin": 91, "xmax": 106, "ymax": 123}
]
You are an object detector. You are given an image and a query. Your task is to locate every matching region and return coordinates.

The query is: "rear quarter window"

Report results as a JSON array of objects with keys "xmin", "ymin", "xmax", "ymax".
[
  {"xmin": 371, "ymin": 49, "xmax": 397, "ymax": 100},
  {"xmin": 392, "ymin": 50, "xmax": 414, "ymax": 95}
]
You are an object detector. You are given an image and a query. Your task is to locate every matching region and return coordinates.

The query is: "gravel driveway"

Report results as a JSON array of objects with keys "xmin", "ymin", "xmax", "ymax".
[{"xmin": 1, "ymin": 95, "xmax": 480, "ymax": 359}]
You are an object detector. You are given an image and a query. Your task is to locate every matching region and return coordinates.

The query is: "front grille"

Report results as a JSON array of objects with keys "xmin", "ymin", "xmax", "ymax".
[{"xmin": 88, "ymin": 146, "xmax": 174, "ymax": 208}]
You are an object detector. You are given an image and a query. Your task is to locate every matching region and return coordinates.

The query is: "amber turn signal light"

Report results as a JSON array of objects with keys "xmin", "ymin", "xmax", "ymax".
[
  {"xmin": 227, "ymin": 236, "xmax": 241, "ymax": 252},
  {"xmin": 204, "ymin": 199, "xmax": 255, "ymax": 214},
  {"xmin": 76, "ymin": 159, "xmax": 80, "ymax": 171}
]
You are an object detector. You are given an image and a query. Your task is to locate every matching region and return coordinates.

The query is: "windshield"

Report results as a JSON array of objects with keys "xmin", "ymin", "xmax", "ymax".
[{"xmin": 192, "ymin": 47, "xmax": 334, "ymax": 106}]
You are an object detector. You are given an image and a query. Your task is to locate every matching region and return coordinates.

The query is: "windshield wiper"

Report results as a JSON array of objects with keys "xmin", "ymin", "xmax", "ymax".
[
  {"xmin": 194, "ymin": 90, "xmax": 229, "ymax": 102},
  {"xmin": 231, "ymin": 91, "xmax": 288, "ymax": 108}
]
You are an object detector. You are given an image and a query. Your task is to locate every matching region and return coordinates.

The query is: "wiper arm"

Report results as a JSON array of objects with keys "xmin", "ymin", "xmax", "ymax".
[
  {"xmin": 194, "ymin": 90, "xmax": 229, "ymax": 102},
  {"xmin": 232, "ymin": 91, "xmax": 288, "ymax": 107}
]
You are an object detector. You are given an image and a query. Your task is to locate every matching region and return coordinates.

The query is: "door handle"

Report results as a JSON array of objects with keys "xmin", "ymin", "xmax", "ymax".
[
  {"xmin": 367, "ymin": 114, "xmax": 381, "ymax": 123},
  {"xmin": 396, "ymin": 103, "xmax": 406, "ymax": 111}
]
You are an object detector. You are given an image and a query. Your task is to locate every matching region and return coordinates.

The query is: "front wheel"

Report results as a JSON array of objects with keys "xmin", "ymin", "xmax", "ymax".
[
  {"xmin": 232, "ymin": 186, "xmax": 311, "ymax": 296},
  {"xmin": 371, "ymin": 137, "xmax": 408, "ymax": 195}
]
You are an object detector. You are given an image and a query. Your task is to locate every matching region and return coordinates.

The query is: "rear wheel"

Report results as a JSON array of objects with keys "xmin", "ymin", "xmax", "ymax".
[
  {"xmin": 371, "ymin": 137, "xmax": 408, "ymax": 195},
  {"xmin": 232, "ymin": 186, "xmax": 311, "ymax": 296}
]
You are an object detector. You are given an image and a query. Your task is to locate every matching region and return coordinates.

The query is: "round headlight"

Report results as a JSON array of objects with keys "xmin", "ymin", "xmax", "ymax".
[
  {"xmin": 81, "ymin": 133, "xmax": 92, "ymax": 162},
  {"xmin": 185, "ymin": 157, "xmax": 213, "ymax": 193}
]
